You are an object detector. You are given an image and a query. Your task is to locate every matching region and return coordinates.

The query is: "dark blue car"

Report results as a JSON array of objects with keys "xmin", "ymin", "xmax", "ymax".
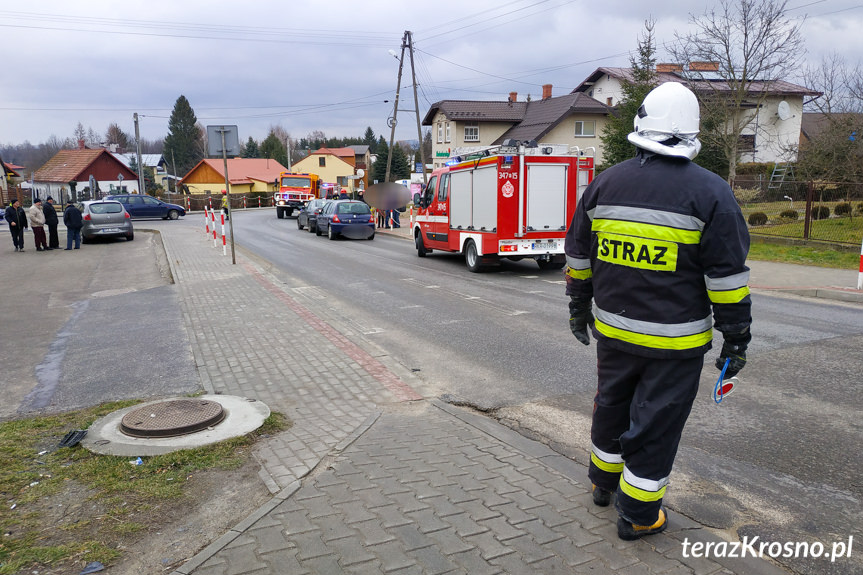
[
  {"xmin": 315, "ymin": 200, "xmax": 374, "ymax": 240},
  {"xmin": 105, "ymin": 194, "xmax": 186, "ymax": 220}
]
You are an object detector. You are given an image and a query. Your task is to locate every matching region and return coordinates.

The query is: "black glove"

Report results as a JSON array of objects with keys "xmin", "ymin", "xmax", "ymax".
[
  {"xmin": 569, "ymin": 297, "xmax": 594, "ymax": 346},
  {"xmin": 715, "ymin": 327, "xmax": 751, "ymax": 378}
]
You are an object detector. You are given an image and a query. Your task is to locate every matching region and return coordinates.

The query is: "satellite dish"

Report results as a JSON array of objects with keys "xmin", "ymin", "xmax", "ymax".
[{"xmin": 777, "ymin": 101, "xmax": 792, "ymax": 121}]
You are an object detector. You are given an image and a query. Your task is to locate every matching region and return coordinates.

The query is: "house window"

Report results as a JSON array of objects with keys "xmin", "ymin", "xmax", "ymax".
[
  {"xmin": 738, "ymin": 134, "xmax": 756, "ymax": 152},
  {"xmin": 445, "ymin": 123, "xmax": 451, "ymax": 143},
  {"xmin": 319, "ymin": 157, "xmax": 326, "ymax": 168},
  {"xmin": 437, "ymin": 123, "xmax": 443, "ymax": 143},
  {"xmin": 574, "ymin": 120, "xmax": 595, "ymax": 137},
  {"xmin": 464, "ymin": 123, "xmax": 479, "ymax": 142}
]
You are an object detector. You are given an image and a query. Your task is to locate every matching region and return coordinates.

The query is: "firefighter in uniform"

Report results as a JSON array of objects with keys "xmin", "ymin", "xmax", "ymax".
[
  {"xmin": 564, "ymin": 82, "xmax": 751, "ymax": 540},
  {"xmin": 221, "ymin": 189, "xmax": 229, "ymax": 220}
]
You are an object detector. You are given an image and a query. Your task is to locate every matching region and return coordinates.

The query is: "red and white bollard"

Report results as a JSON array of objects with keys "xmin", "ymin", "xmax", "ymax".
[
  {"xmin": 221, "ymin": 213, "xmax": 227, "ymax": 256},
  {"xmin": 186, "ymin": 196, "xmax": 191, "ymax": 211},
  {"xmin": 258, "ymin": 196, "xmax": 261, "ymax": 208},
  {"xmin": 388, "ymin": 210, "xmax": 395, "ymax": 229},
  {"xmin": 857, "ymin": 235, "xmax": 863, "ymax": 290},
  {"xmin": 243, "ymin": 196, "xmax": 247, "ymax": 209},
  {"xmin": 204, "ymin": 207, "xmax": 210, "ymax": 236},
  {"xmin": 211, "ymin": 210, "xmax": 217, "ymax": 247},
  {"xmin": 208, "ymin": 196, "xmax": 213, "ymax": 209}
]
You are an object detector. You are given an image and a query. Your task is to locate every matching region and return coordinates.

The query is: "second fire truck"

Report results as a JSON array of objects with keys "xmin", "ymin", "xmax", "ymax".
[{"xmin": 413, "ymin": 140, "xmax": 594, "ymax": 272}]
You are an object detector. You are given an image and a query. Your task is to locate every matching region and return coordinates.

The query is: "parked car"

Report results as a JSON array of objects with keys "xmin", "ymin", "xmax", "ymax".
[
  {"xmin": 105, "ymin": 194, "xmax": 186, "ymax": 220},
  {"xmin": 315, "ymin": 200, "xmax": 374, "ymax": 240},
  {"xmin": 297, "ymin": 199, "xmax": 328, "ymax": 233},
  {"xmin": 79, "ymin": 200, "xmax": 134, "ymax": 242}
]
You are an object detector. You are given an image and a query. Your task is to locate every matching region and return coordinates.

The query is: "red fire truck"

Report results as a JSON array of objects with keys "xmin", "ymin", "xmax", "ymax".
[
  {"xmin": 412, "ymin": 141, "xmax": 594, "ymax": 272},
  {"xmin": 274, "ymin": 172, "xmax": 321, "ymax": 219}
]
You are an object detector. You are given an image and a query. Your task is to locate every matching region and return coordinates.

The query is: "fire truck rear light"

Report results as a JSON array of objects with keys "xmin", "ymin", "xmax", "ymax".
[{"xmin": 501, "ymin": 244, "xmax": 518, "ymax": 252}]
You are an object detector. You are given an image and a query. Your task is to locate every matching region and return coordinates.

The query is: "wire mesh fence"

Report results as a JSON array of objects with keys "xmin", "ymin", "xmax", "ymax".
[{"xmin": 734, "ymin": 179, "xmax": 863, "ymax": 245}]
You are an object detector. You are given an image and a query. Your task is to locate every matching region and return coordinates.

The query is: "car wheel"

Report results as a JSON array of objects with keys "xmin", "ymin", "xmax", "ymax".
[
  {"xmin": 315, "ymin": 222, "xmax": 322, "ymax": 236},
  {"xmin": 167, "ymin": 209, "xmax": 179, "ymax": 220},
  {"xmin": 126, "ymin": 232, "xmax": 134, "ymax": 241},
  {"xmin": 328, "ymin": 225, "xmax": 337, "ymax": 240},
  {"xmin": 308, "ymin": 222, "xmax": 316, "ymax": 233},
  {"xmin": 415, "ymin": 232, "xmax": 428, "ymax": 258},
  {"xmin": 277, "ymin": 207, "xmax": 285, "ymax": 219},
  {"xmin": 368, "ymin": 231, "xmax": 375, "ymax": 240},
  {"xmin": 297, "ymin": 217, "xmax": 304, "ymax": 230},
  {"xmin": 465, "ymin": 239, "xmax": 482, "ymax": 273}
]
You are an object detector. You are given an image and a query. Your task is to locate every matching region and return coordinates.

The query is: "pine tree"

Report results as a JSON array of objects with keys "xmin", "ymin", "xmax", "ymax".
[
  {"xmin": 371, "ymin": 139, "xmax": 389, "ymax": 183},
  {"xmin": 599, "ymin": 20, "xmax": 658, "ymax": 170},
  {"xmin": 241, "ymin": 137, "xmax": 260, "ymax": 158},
  {"xmin": 164, "ymin": 95, "xmax": 204, "ymax": 176}
]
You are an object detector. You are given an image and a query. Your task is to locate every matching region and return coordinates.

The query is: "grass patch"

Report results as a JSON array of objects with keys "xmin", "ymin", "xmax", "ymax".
[
  {"xmin": 748, "ymin": 241, "xmax": 860, "ymax": 269},
  {"xmin": 0, "ymin": 402, "xmax": 289, "ymax": 574}
]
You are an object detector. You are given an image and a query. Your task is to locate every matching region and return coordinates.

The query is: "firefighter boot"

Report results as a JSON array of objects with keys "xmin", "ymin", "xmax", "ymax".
[
  {"xmin": 592, "ymin": 484, "xmax": 613, "ymax": 507},
  {"xmin": 617, "ymin": 508, "xmax": 668, "ymax": 541}
]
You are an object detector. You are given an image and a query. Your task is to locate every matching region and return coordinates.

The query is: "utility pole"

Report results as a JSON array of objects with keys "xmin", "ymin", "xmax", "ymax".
[
  {"xmin": 385, "ymin": 34, "xmax": 407, "ymax": 184},
  {"xmin": 133, "ymin": 113, "xmax": 146, "ymax": 195},
  {"xmin": 386, "ymin": 31, "xmax": 427, "ymax": 185},
  {"xmin": 407, "ymin": 31, "xmax": 427, "ymax": 185}
]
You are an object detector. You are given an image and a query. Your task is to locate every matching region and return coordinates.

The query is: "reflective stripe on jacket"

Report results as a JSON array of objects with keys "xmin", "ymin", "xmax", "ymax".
[{"xmin": 564, "ymin": 152, "xmax": 751, "ymax": 359}]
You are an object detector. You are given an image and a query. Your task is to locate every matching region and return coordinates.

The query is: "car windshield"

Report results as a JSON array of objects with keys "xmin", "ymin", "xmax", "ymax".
[
  {"xmin": 281, "ymin": 177, "xmax": 311, "ymax": 188},
  {"xmin": 89, "ymin": 203, "xmax": 123, "ymax": 214},
  {"xmin": 337, "ymin": 203, "xmax": 371, "ymax": 215}
]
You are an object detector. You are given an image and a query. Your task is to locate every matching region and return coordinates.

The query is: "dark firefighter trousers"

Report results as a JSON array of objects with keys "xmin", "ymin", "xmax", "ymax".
[{"xmin": 589, "ymin": 340, "xmax": 703, "ymax": 526}]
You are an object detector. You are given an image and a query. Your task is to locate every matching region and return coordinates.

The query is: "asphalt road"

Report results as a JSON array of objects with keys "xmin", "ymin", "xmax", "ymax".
[{"xmin": 228, "ymin": 208, "xmax": 863, "ymax": 575}]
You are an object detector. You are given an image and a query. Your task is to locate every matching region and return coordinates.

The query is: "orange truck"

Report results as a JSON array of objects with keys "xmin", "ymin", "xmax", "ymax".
[{"xmin": 274, "ymin": 172, "xmax": 321, "ymax": 219}]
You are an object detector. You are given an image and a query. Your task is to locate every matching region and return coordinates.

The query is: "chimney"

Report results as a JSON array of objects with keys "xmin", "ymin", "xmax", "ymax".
[
  {"xmin": 656, "ymin": 63, "xmax": 683, "ymax": 73},
  {"xmin": 542, "ymin": 84, "xmax": 553, "ymax": 100},
  {"xmin": 690, "ymin": 61, "xmax": 719, "ymax": 72},
  {"xmin": 509, "ymin": 91, "xmax": 518, "ymax": 103},
  {"xmin": 77, "ymin": 139, "xmax": 86, "ymax": 150}
]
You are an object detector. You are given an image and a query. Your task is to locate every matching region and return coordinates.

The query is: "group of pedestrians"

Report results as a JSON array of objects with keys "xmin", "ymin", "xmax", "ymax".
[{"xmin": 3, "ymin": 197, "xmax": 84, "ymax": 252}]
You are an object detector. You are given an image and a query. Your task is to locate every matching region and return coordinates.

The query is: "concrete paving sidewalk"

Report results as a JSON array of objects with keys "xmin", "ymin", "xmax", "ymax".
[{"xmin": 127, "ymin": 221, "xmax": 787, "ymax": 575}]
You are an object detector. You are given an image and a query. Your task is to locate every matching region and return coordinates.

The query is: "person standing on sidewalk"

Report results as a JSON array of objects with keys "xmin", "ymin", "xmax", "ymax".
[
  {"xmin": 4, "ymin": 198, "xmax": 27, "ymax": 252},
  {"xmin": 43, "ymin": 196, "xmax": 60, "ymax": 250},
  {"xmin": 564, "ymin": 82, "xmax": 752, "ymax": 541},
  {"xmin": 63, "ymin": 202, "xmax": 83, "ymax": 250},
  {"xmin": 28, "ymin": 198, "xmax": 49, "ymax": 252}
]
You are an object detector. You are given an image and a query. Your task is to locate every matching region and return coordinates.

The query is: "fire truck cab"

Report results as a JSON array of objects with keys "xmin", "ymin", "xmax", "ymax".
[
  {"xmin": 412, "ymin": 140, "xmax": 594, "ymax": 272},
  {"xmin": 274, "ymin": 172, "xmax": 321, "ymax": 219}
]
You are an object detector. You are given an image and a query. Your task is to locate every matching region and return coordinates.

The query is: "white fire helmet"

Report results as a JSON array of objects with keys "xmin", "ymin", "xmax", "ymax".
[{"xmin": 627, "ymin": 82, "xmax": 702, "ymax": 160}]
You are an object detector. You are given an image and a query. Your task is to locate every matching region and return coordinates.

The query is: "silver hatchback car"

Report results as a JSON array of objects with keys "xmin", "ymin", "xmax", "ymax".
[{"xmin": 80, "ymin": 200, "xmax": 134, "ymax": 242}]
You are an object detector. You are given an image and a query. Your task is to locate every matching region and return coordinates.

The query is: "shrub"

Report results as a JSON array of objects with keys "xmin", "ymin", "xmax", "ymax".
[
  {"xmin": 748, "ymin": 212, "xmax": 768, "ymax": 226},
  {"xmin": 856, "ymin": 202, "xmax": 863, "ymax": 215},
  {"xmin": 834, "ymin": 202, "xmax": 852, "ymax": 216},
  {"xmin": 812, "ymin": 206, "xmax": 830, "ymax": 220},
  {"xmin": 779, "ymin": 209, "xmax": 798, "ymax": 220},
  {"xmin": 734, "ymin": 187, "xmax": 761, "ymax": 205}
]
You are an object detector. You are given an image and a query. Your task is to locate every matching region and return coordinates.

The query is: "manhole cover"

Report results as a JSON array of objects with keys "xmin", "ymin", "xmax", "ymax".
[{"xmin": 120, "ymin": 399, "xmax": 226, "ymax": 438}]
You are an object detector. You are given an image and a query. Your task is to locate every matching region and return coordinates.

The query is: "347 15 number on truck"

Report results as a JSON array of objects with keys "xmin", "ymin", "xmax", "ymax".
[
  {"xmin": 274, "ymin": 172, "xmax": 321, "ymax": 219},
  {"xmin": 412, "ymin": 140, "xmax": 594, "ymax": 272}
]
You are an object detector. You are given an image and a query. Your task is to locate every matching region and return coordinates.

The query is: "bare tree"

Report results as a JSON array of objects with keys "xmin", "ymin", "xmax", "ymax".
[
  {"xmin": 797, "ymin": 53, "xmax": 863, "ymax": 181},
  {"xmin": 670, "ymin": 0, "xmax": 805, "ymax": 184}
]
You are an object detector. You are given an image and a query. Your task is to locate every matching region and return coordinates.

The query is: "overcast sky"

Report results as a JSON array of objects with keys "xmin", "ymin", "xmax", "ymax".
[{"xmin": 2, "ymin": 0, "xmax": 862, "ymax": 148}]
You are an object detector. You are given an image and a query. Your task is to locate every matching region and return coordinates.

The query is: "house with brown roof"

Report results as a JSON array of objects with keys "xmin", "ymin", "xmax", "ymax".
[
  {"xmin": 423, "ymin": 84, "xmax": 610, "ymax": 168},
  {"xmin": 180, "ymin": 158, "xmax": 288, "ymax": 196},
  {"xmin": 292, "ymin": 147, "xmax": 365, "ymax": 191},
  {"xmin": 573, "ymin": 64, "xmax": 820, "ymax": 164},
  {"xmin": 32, "ymin": 147, "xmax": 139, "ymax": 204}
]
